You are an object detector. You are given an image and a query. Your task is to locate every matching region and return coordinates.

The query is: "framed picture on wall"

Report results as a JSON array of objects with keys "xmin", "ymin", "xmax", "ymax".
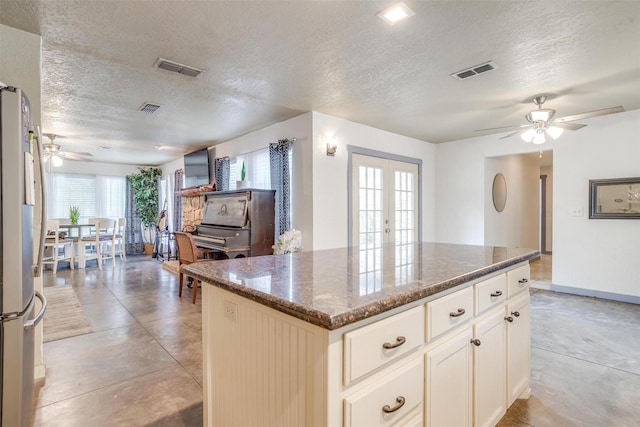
[{"xmin": 589, "ymin": 177, "xmax": 640, "ymax": 219}]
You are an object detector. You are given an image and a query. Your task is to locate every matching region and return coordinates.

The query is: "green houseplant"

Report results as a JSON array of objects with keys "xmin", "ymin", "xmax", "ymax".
[
  {"xmin": 69, "ymin": 206, "xmax": 80, "ymax": 225},
  {"xmin": 129, "ymin": 167, "xmax": 162, "ymax": 254}
]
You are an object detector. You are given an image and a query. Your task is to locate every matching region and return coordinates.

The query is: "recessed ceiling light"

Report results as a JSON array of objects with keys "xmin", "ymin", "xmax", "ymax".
[{"xmin": 377, "ymin": 2, "xmax": 415, "ymax": 25}]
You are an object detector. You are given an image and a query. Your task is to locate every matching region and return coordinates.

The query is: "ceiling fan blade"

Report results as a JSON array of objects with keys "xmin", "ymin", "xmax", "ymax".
[
  {"xmin": 500, "ymin": 128, "xmax": 531, "ymax": 140},
  {"xmin": 61, "ymin": 153, "xmax": 93, "ymax": 162},
  {"xmin": 64, "ymin": 151, "xmax": 94, "ymax": 157},
  {"xmin": 475, "ymin": 124, "xmax": 529, "ymax": 132},
  {"xmin": 551, "ymin": 122, "xmax": 587, "ymax": 131},
  {"xmin": 555, "ymin": 106, "xmax": 624, "ymax": 123}
]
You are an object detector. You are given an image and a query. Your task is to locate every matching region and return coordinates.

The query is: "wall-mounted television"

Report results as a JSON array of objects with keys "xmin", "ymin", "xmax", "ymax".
[{"xmin": 184, "ymin": 148, "xmax": 211, "ymax": 188}]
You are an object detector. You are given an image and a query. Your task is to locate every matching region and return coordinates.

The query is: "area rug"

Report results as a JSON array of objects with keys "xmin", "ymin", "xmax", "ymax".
[
  {"xmin": 162, "ymin": 260, "xmax": 180, "ymax": 275},
  {"xmin": 43, "ymin": 286, "xmax": 92, "ymax": 343}
]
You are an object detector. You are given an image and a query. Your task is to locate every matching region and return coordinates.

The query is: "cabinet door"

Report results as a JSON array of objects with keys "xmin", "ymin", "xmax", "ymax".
[
  {"xmin": 506, "ymin": 292, "xmax": 530, "ymax": 406},
  {"xmin": 473, "ymin": 309, "xmax": 507, "ymax": 427},
  {"xmin": 425, "ymin": 328, "xmax": 473, "ymax": 427}
]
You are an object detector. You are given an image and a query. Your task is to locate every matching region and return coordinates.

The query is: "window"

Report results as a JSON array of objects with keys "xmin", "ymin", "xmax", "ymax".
[
  {"xmin": 229, "ymin": 148, "xmax": 271, "ymax": 190},
  {"xmin": 47, "ymin": 173, "xmax": 126, "ymax": 221}
]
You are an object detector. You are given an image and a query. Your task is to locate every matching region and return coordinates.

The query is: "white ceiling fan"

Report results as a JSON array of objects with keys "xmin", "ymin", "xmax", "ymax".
[
  {"xmin": 477, "ymin": 95, "xmax": 625, "ymax": 144},
  {"xmin": 43, "ymin": 133, "xmax": 93, "ymax": 167}
]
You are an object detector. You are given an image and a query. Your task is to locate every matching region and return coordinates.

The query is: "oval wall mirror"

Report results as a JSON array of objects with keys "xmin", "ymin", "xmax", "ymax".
[{"xmin": 492, "ymin": 173, "xmax": 507, "ymax": 212}]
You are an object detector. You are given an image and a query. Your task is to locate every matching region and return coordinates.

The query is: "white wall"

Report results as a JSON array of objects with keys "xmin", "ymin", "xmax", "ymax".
[
  {"xmin": 437, "ymin": 109, "xmax": 640, "ymax": 299},
  {"xmin": 311, "ymin": 112, "xmax": 436, "ymax": 250},
  {"xmin": 552, "ymin": 110, "xmax": 640, "ymax": 299},
  {"xmin": 484, "ymin": 154, "xmax": 539, "ymax": 250},
  {"xmin": 161, "ymin": 156, "xmax": 184, "ymax": 177},
  {"xmin": 54, "ymin": 160, "xmax": 141, "ymax": 176},
  {"xmin": 209, "ymin": 113, "xmax": 314, "ymax": 250},
  {"xmin": 540, "ymin": 164, "xmax": 553, "ymax": 252}
]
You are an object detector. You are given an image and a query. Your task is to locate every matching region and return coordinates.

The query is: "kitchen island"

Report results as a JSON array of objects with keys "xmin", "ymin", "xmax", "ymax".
[{"xmin": 184, "ymin": 242, "xmax": 538, "ymax": 427}]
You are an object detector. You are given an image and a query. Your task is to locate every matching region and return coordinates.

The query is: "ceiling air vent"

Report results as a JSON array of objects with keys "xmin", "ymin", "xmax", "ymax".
[
  {"xmin": 450, "ymin": 61, "xmax": 498, "ymax": 80},
  {"xmin": 155, "ymin": 57, "xmax": 204, "ymax": 78},
  {"xmin": 138, "ymin": 102, "xmax": 161, "ymax": 114}
]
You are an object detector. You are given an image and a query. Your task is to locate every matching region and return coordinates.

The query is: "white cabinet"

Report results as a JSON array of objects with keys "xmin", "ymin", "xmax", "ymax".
[
  {"xmin": 426, "ymin": 264, "xmax": 530, "ymax": 427},
  {"xmin": 426, "ymin": 286, "xmax": 474, "ymax": 341},
  {"xmin": 344, "ymin": 357, "xmax": 423, "ymax": 427},
  {"xmin": 506, "ymin": 291, "xmax": 531, "ymax": 406},
  {"xmin": 202, "ymin": 262, "xmax": 531, "ymax": 427},
  {"xmin": 344, "ymin": 305, "xmax": 424, "ymax": 385},
  {"xmin": 425, "ymin": 328, "xmax": 473, "ymax": 427},
  {"xmin": 473, "ymin": 308, "xmax": 507, "ymax": 427}
]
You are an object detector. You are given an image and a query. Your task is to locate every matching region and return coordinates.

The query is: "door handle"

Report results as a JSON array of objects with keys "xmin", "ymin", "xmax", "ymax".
[
  {"xmin": 25, "ymin": 291, "xmax": 47, "ymax": 330},
  {"xmin": 32, "ymin": 126, "xmax": 47, "ymax": 278}
]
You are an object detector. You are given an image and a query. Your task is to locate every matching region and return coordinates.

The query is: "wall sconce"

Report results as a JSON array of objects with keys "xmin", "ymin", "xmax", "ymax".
[{"xmin": 326, "ymin": 136, "xmax": 338, "ymax": 156}]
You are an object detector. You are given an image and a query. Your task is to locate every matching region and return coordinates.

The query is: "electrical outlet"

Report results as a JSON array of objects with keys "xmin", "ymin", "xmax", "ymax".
[
  {"xmin": 570, "ymin": 208, "xmax": 584, "ymax": 217},
  {"xmin": 224, "ymin": 300, "xmax": 239, "ymax": 323}
]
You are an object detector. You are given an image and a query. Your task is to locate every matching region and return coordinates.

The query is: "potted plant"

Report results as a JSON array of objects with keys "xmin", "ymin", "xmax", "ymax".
[
  {"xmin": 69, "ymin": 205, "xmax": 80, "ymax": 225},
  {"xmin": 129, "ymin": 167, "xmax": 162, "ymax": 255},
  {"xmin": 236, "ymin": 161, "xmax": 249, "ymax": 189}
]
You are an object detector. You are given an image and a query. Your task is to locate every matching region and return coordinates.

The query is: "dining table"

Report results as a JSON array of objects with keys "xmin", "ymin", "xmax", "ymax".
[{"xmin": 58, "ymin": 223, "xmax": 95, "ymax": 269}]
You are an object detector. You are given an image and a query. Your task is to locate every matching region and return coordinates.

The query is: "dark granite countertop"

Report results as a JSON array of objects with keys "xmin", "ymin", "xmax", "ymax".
[{"xmin": 183, "ymin": 242, "xmax": 538, "ymax": 330}]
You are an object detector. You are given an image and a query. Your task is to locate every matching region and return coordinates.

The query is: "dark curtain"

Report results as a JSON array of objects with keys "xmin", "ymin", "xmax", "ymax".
[
  {"xmin": 214, "ymin": 157, "xmax": 230, "ymax": 191},
  {"xmin": 125, "ymin": 176, "xmax": 145, "ymax": 254},
  {"xmin": 269, "ymin": 138, "xmax": 292, "ymax": 239},
  {"xmin": 174, "ymin": 169, "xmax": 183, "ymax": 233}
]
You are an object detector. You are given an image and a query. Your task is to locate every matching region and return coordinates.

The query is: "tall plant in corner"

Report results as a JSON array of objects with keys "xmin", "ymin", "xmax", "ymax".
[{"xmin": 129, "ymin": 167, "xmax": 162, "ymax": 253}]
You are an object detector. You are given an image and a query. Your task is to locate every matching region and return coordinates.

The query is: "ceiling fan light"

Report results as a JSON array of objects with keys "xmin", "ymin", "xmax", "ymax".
[
  {"xmin": 52, "ymin": 155, "xmax": 63, "ymax": 167},
  {"xmin": 546, "ymin": 126, "xmax": 564, "ymax": 139},
  {"xmin": 530, "ymin": 108, "xmax": 555, "ymax": 122},
  {"xmin": 532, "ymin": 131, "xmax": 546, "ymax": 145},
  {"xmin": 521, "ymin": 128, "xmax": 536, "ymax": 142}
]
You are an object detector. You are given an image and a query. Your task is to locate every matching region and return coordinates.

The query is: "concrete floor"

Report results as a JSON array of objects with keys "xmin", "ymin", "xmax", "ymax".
[{"xmin": 35, "ymin": 257, "xmax": 640, "ymax": 426}]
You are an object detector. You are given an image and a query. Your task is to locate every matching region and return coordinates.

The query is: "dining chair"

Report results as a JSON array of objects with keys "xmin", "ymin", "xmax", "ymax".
[
  {"xmin": 113, "ymin": 218, "xmax": 127, "ymax": 262},
  {"xmin": 43, "ymin": 219, "xmax": 75, "ymax": 273},
  {"xmin": 174, "ymin": 232, "xmax": 213, "ymax": 304},
  {"xmin": 80, "ymin": 218, "xmax": 115, "ymax": 269}
]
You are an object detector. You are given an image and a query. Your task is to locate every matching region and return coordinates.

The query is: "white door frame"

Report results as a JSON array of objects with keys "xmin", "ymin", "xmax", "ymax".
[{"xmin": 347, "ymin": 146, "xmax": 423, "ymax": 247}]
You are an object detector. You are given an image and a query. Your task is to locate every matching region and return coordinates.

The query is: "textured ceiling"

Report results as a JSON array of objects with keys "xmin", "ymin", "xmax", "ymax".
[{"xmin": 1, "ymin": 0, "xmax": 639, "ymax": 165}]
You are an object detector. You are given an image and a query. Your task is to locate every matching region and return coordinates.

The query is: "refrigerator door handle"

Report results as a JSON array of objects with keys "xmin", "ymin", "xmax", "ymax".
[
  {"xmin": 32, "ymin": 125, "xmax": 47, "ymax": 278},
  {"xmin": 24, "ymin": 291, "xmax": 47, "ymax": 330}
]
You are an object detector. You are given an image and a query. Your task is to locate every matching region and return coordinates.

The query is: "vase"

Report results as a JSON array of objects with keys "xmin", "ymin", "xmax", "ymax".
[{"xmin": 236, "ymin": 180, "xmax": 250, "ymax": 189}]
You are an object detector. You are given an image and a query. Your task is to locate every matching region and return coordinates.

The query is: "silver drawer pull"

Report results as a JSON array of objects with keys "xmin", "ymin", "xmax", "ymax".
[
  {"xmin": 505, "ymin": 316, "xmax": 514, "ymax": 323},
  {"xmin": 511, "ymin": 311, "xmax": 520, "ymax": 317},
  {"xmin": 490, "ymin": 290, "xmax": 502, "ymax": 297},
  {"xmin": 383, "ymin": 336, "xmax": 406, "ymax": 349},
  {"xmin": 518, "ymin": 278, "xmax": 529, "ymax": 284},
  {"xmin": 470, "ymin": 339, "xmax": 481, "ymax": 346},
  {"xmin": 382, "ymin": 396, "xmax": 405, "ymax": 414},
  {"xmin": 449, "ymin": 308, "xmax": 466, "ymax": 317}
]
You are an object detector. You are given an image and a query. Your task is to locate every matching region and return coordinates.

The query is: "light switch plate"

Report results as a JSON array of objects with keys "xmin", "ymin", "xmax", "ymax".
[{"xmin": 570, "ymin": 208, "xmax": 584, "ymax": 217}]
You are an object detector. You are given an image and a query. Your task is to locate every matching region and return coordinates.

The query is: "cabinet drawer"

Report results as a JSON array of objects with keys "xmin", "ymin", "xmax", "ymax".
[
  {"xmin": 426, "ymin": 286, "xmax": 474, "ymax": 341},
  {"xmin": 344, "ymin": 357, "xmax": 423, "ymax": 427},
  {"xmin": 475, "ymin": 274, "xmax": 507, "ymax": 314},
  {"xmin": 344, "ymin": 306, "xmax": 424, "ymax": 385},
  {"xmin": 507, "ymin": 264, "xmax": 530, "ymax": 298}
]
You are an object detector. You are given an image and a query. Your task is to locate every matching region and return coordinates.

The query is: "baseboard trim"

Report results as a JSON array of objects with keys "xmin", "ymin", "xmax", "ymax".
[
  {"xmin": 549, "ymin": 284, "xmax": 640, "ymax": 305},
  {"xmin": 530, "ymin": 281, "xmax": 551, "ymax": 291},
  {"xmin": 34, "ymin": 364, "xmax": 46, "ymax": 381}
]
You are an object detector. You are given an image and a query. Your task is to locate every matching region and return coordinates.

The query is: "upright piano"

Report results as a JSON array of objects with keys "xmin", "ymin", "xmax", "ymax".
[{"xmin": 192, "ymin": 189, "xmax": 276, "ymax": 259}]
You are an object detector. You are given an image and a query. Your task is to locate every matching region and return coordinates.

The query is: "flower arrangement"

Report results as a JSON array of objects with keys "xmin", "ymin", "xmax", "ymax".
[
  {"xmin": 273, "ymin": 229, "xmax": 303, "ymax": 255},
  {"xmin": 69, "ymin": 206, "xmax": 80, "ymax": 225}
]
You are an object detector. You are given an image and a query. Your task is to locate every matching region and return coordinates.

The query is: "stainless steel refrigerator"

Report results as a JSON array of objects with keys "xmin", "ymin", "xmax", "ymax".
[{"xmin": 0, "ymin": 85, "xmax": 47, "ymax": 427}]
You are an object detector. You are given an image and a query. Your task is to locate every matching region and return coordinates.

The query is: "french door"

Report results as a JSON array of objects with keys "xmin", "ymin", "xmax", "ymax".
[{"xmin": 352, "ymin": 154, "xmax": 419, "ymax": 248}]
